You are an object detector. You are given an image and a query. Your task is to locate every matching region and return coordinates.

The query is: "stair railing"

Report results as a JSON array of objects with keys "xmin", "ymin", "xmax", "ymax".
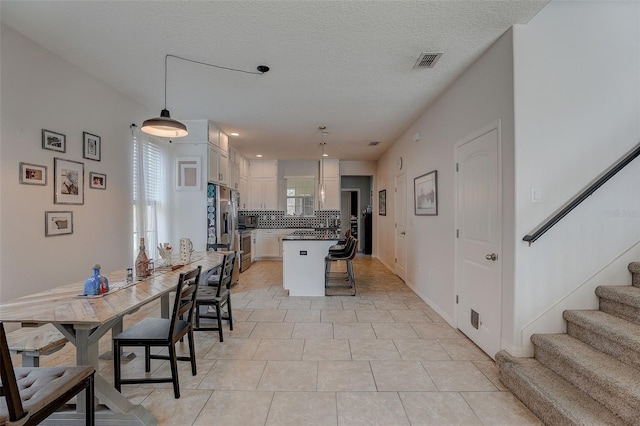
[{"xmin": 523, "ymin": 141, "xmax": 640, "ymax": 245}]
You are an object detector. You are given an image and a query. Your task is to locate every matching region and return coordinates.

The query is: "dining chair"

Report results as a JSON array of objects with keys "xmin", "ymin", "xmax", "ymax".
[
  {"xmin": 325, "ymin": 237, "xmax": 358, "ymax": 296},
  {"xmin": 0, "ymin": 322, "xmax": 95, "ymax": 425},
  {"xmin": 193, "ymin": 252, "xmax": 235, "ymax": 342},
  {"xmin": 113, "ymin": 265, "xmax": 201, "ymax": 399}
]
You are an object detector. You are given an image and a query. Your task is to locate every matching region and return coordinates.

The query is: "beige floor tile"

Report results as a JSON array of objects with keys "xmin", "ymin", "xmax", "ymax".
[
  {"xmin": 399, "ymin": 391, "xmax": 482, "ymax": 425},
  {"xmin": 355, "ymin": 309, "xmax": 395, "ymax": 323},
  {"xmin": 438, "ymin": 338, "xmax": 491, "ymax": 361},
  {"xmin": 473, "ymin": 359, "xmax": 508, "ymax": 391},
  {"xmin": 120, "ymin": 387, "xmax": 154, "ymax": 405},
  {"xmin": 317, "ymin": 361, "xmax": 376, "ymax": 391},
  {"xmin": 198, "ymin": 359, "xmax": 266, "ymax": 390},
  {"xmin": 245, "ymin": 299, "xmax": 281, "ymax": 310},
  {"xmin": 411, "ymin": 322, "xmax": 462, "ymax": 339},
  {"xmin": 253, "ymin": 338, "xmax": 304, "ymax": 360},
  {"xmin": 333, "ymin": 322, "xmax": 375, "ymax": 339},
  {"xmin": 204, "ymin": 338, "xmax": 260, "ymax": 360},
  {"xmin": 321, "ymin": 309, "xmax": 357, "ymax": 322},
  {"xmin": 194, "ymin": 390, "xmax": 273, "ymax": 426},
  {"xmin": 423, "ymin": 305, "xmax": 448, "ymax": 322},
  {"xmin": 311, "ymin": 299, "xmax": 343, "ymax": 310},
  {"xmin": 278, "ymin": 299, "xmax": 312, "ymax": 310},
  {"xmin": 249, "ymin": 322, "xmax": 294, "ymax": 339},
  {"xmin": 303, "ymin": 338, "xmax": 352, "ymax": 361},
  {"xmin": 230, "ymin": 309, "xmax": 253, "ymax": 322},
  {"xmin": 373, "ymin": 300, "xmax": 410, "ymax": 310},
  {"xmin": 257, "ymin": 360, "xmax": 318, "ymax": 391},
  {"xmin": 284, "ymin": 309, "xmax": 321, "ymax": 323},
  {"xmin": 461, "ymin": 391, "xmax": 543, "ymax": 425},
  {"xmin": 341, "ymin": 299, "xmax": 376, "ymax": 310},
  {"xmin": 394, "ymin": 339, "xmax": 452, "ymax": 361},
  {"xmin": 247, "ymin": 309, "xmax": 286, "ymax": 322},
  {"xmin": 140, "ymin": 388, "xmax": 212, "ymax": 425},
  {"xmin": 293, "ymin": 322, "xmax": 334, "ymax": 339},
  {"xmin": 266, "ymin": 391, "xmax": 337, "ymax": 426},
  {"xmin": 422, "ymin": 360, "xmax": 498, "ymax": 391},
  {"xmin": 226, "ymin": 321, "xmax": 257, "ymax": 338},
  {"xmin": 349, "ymin": 339, "xmax": 401, "ymax": 361},
  {"xmin": 138, "ymin": 358, "xmax": 216, "ymax": 391},
  {"xmin": 370, "ymin": 360, "xmax": 437, "ymax": 391},
  {"xmin": 389, "ymin": 309, "xmax": 431, "ymax": 322},
  {"xmin": 372, "ymin": 322, "xmax": 419, "ymax": 339},
  {"xmin": 229, "ymin": 297, "xmax": 250, "ymax": 309},
  {"xmin": 337, "ymin": 392, "xmax": 410, "ymax": 425}
]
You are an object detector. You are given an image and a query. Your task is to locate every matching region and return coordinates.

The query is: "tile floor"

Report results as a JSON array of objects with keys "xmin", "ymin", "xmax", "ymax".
[{"xmin": 34, "ymin": 256, "xmax": 541, "ymax": 425}]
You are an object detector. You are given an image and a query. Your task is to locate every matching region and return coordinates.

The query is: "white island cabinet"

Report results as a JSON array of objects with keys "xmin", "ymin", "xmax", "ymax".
[{"xmin": 282, "ymin": 236, "xmax": 339, "ymax": 296}]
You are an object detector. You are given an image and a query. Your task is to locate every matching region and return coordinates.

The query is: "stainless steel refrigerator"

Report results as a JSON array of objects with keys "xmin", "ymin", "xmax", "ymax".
[{"xmin": 207, "ymin": 184, "xmax": 238, "ymax": 251}]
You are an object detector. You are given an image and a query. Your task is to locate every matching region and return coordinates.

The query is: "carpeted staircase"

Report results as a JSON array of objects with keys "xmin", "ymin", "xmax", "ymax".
[{"xmin": 496, "ymin": 262, "xmax": 640, "ymax": 425}]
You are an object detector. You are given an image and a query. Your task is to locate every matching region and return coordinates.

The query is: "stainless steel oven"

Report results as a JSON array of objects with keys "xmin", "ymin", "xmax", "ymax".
[{"xmin": 240, "ymin": 232, "xmax": 252, "ymax": 272}]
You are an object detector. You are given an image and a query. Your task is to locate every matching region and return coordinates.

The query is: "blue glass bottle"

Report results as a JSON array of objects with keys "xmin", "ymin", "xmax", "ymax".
[{"xmin": 84, "ymin": 264, "xmax": 109, "ymax": 296}]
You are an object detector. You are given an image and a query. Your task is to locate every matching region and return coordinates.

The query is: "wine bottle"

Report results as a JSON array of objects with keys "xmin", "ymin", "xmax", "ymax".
[{"xmin": 135, "ymin": 237, "xmax": 150, "ymax": 278}]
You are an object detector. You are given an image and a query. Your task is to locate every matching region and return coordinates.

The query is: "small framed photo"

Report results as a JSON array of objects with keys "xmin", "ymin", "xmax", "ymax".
[
  {"xmin": 89, "ymin": 172, "xmax": 107, "ymax": 189},
  {"xmin": 54, "ymin": 157, "xmax": 84, "ymax": 205},
  {"xmin": 42, "ymin": 129, "xmax": 66, "ymax": 153},
  {"xmin": 83, "ymin": 132, "xmax": 101, "ymax": 161},
  {"xmin": 378, "ymin": 189, "xmax": 387, "ymax": 216},
  {"xmin": 175, "ymin": 157, "xmax": 201, "ymax": 191},
  {"xmin": 414, "ymin": 170, "xmax": 438, "ymax": 216},
  {"xmin": 19, "ymin": 162, "xmax": 47, "ymax": 185},
  {"xmin": 45, "ymin": 211, "xmax": 73, "ymax": 237}
]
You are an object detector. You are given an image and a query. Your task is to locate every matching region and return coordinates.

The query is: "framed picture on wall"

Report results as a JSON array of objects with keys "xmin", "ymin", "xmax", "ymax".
[
  {"xmin": 378, "ymin": 189, "xmax": 386, "ymax": 216},
  {"xmin": 175, "ymin": 157, "xmax": 201, "ymax": 191},
  {"xmin": 19, "ymin": 162, "xmax": 47, "ymax": 185},
  {"xmin": 89, "ymin": 172, "xmax": 107, "ymax": 189},
  {"xmin": 54, "ymin": 157, "xmax": 84, "ymax": 205},
  {"xmin": 42, "ymin": 129, "xmax": 66, "ymax": 153},
  {"xmin": 414, "ymin": 170, "xmax": 437, "ymax": 216},
  {"xmin": 83, "ymin": 132, "xmax": 101, "ymax": 161},
  {"xmin": 45, "ymin": 211, "xmax": 73, "ymax": 237}
]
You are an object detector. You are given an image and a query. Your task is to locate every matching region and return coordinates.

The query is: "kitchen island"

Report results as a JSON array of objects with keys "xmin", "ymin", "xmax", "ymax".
[{"xmin": 282, "ymin": 231, "xmax": 339, "ymax": 296}]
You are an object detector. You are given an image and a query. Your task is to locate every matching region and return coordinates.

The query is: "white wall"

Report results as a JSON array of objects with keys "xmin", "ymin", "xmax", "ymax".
[
  {"xmin": 0, "ymin": 24, "xmax": 154, "ymax": 302},
  {"xmin": 376, "ymin": 30, "xmax": 516, "ymax": 326},
  {"xmin": 511, "ymin": 1, "xmax": 640, "ymax": 354}
]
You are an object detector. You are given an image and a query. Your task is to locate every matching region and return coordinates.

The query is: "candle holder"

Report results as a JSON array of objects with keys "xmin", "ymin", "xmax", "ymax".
[{"xmin": 158, "ymin": 243, "xmax": 173, "ymax": 267}]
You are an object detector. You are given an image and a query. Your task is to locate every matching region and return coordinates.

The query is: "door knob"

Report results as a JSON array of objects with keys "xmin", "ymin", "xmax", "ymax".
[
  {"xmin": 485, "ymin": 253, "xmax": 498, "ymax": 261},
  {"xmin": 400, "ymin": 231, "xmax": 406, "ymax": 236}
]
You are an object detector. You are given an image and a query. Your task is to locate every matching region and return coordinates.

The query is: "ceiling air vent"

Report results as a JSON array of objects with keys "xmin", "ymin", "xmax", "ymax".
[
  {"xmin": 368, "ymin": 141, "xmax": 380, "ymax": 146},
  {"xmin": 413, "ymin": 53, "xmax": 443, "ymax": 69}
]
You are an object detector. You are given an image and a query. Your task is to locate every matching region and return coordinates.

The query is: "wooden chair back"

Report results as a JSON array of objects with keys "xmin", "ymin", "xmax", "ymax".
[
  {"xmin": 0, "ymin": 322, "xmax": 28, "ymax": 423},
  {"xmin": 216, "ymin": 252, "xmax": 236, "ymax": 297},
  {"xmin": 170, "ymin": 266, "xmax": 201, "ymax": 338}
]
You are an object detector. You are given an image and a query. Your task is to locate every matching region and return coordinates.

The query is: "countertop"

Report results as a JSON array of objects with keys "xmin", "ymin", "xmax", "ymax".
[{"xmin": 283, "ymin": 230, "xmax": 341, "ymax": 241}]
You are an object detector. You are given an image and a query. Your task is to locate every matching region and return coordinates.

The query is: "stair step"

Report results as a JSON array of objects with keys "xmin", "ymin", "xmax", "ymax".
[
  {"xmin": 564, "ymin": 310, "xmax": 640, "ymax": 369},
  {"xmin": 496, "ymin": 351, "xmax": 626, "ymax": 425},
  {"xmin": 596, "ymin": 285, "xmax": 640, "ymax": 325},
  {"xmin": 532, "ymin": 333, "xmax": 640, "ymax": 424}
]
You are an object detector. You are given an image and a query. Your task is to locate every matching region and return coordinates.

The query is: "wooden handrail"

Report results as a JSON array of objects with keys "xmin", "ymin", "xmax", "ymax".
[{"xmin": 523, "ymin": 141, "xmax": 640, "ymax": 245}]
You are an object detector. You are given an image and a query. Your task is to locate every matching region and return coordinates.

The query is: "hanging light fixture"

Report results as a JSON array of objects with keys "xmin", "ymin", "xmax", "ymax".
[
  {"xmin": 319, "ymin": 127, "xmax": 327, "ymax": 207},
  {"xmin": 142, "ymin": 55, "xmax": 188, "ymax": 138},
  {"xmin": 142, "ymin": 55, "xmax": 270, "ymax": 138}
]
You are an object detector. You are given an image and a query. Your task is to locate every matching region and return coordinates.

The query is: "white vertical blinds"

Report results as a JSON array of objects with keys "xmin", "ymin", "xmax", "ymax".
[{"xmin": 132, "ymin": 130, "xmax": 169, "ymax": 261}]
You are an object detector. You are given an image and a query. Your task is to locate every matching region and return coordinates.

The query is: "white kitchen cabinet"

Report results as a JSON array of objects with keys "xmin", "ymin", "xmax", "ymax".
[
  {"xmin": 255, "ymin": 229, "xmax": 291, "ymax": 259},
  {"xmin": 250, "ymin": 230, "xmax": 257, "ymax": 262},
  {"xmin": 320, "ymin": 159, "xmax": 340, "ymax": 210},
  {"xmin": 219, "ymin": 131, "xmax": 229, "ymax": 153},
  {"xmin": 208, "ymin": 145, "xmax": 228, "ymax": 186},
  {"xmin": 239, "ymin": 176, "xmax": 249, "ymax": 209},
  {"xmin": 249, "ymin": 160, "xmax": 277, "ymax": 178},
  {"xmin": 249, "ymin": 177, "xmax": 277, "ymax": 210}
]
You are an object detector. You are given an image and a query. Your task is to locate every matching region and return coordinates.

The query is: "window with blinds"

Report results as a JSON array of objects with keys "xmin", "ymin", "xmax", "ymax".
[{"xmin": 286, "ymin": 177, "xmax": 315, "ymax": 216}]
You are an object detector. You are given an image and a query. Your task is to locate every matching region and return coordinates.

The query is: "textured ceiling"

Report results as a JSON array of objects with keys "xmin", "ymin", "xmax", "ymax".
[{"xmin": 1, "ymin": 1, "xmax": 548, "ymax": 161}]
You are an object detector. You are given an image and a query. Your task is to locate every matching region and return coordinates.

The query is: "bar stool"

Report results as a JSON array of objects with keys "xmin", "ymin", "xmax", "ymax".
[{"xmin": 325, "ymin": 236, "xmax": 358, "ymax": 296}]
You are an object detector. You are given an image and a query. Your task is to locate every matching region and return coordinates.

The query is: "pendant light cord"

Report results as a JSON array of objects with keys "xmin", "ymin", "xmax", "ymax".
[{"xmin": 163, "ymin": 54, "xmax": 269, "ymax": 110}]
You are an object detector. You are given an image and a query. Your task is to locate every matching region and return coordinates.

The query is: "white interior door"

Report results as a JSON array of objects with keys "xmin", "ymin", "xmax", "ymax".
[
  {"xmin": 395, "ymin": 174, "xmax": 406, "ymax": 281},
  {"xmin": 455, "ymin": 126, "xmax": 501, "ymax": 358}
]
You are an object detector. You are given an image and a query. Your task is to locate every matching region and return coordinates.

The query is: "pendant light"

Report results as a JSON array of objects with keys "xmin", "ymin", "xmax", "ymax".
[
  {"xmin": 142, "ymin": 55, "xmax": 270, "ymax": 138},
  {"xmin": 319, "ymin": 127, "xmax": 327, "ymax": 208},
  {"xmin": 142, "ymin": 55, "xmax": 188, "ymax": 138}
]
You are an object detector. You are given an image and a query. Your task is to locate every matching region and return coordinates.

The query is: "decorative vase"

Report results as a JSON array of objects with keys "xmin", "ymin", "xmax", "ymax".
[
  {"xmin": 84, "ymin": 264, "xmax": 109, "ymax": 296},
  {"xmin": 135, "ymin": 237, "xmax": 150, "ymax": 278},
  {"xmin": 180, "ymin": 238, "xmax": 193, "ymax": 264}
]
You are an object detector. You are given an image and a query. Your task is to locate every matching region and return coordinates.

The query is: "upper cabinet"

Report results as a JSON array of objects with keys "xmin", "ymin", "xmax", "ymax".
[
  {"xmin": 177, "ymin": 120, "xmax": 230, "ymax": 185},
  {"xmin": 248, "ymin": 160, "xmax": 278, "ymax": 210},
  {"xmin": 321, "ymin": 159, "xmax": 340, "ymax": 210}
]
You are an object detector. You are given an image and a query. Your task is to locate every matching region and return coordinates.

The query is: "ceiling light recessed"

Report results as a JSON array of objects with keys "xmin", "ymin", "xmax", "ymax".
[
  {"xmin": 256, "ymin": 154, "xmax": 263, "ymax": 158},
  {"xmin": 322, "ymin": 153, "xmax": 329, "ymax": 157},
  {"xmin": 230, "ymin": 132, "xmax": 240, "ymax": 137}
]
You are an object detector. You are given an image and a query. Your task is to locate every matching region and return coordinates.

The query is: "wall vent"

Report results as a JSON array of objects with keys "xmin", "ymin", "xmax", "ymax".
[
  {"xmin": 413, "ymin": 53, "xmax": 443, "ymax": 69},
  {"xmin": 368, "ymin": 141, "xmax": 380, "ymax": 146}
]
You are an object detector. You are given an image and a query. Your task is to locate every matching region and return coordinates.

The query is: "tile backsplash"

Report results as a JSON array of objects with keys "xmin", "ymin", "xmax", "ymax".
[{"xmin": 239, "ymin": 210, "xmax": 340, "ymax": 229}]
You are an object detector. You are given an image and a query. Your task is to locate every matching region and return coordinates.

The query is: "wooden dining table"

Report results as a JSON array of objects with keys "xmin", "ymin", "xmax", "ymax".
[{"xmin": 0, "ymin": 251, "xmax": 224, "ymax": 425}]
